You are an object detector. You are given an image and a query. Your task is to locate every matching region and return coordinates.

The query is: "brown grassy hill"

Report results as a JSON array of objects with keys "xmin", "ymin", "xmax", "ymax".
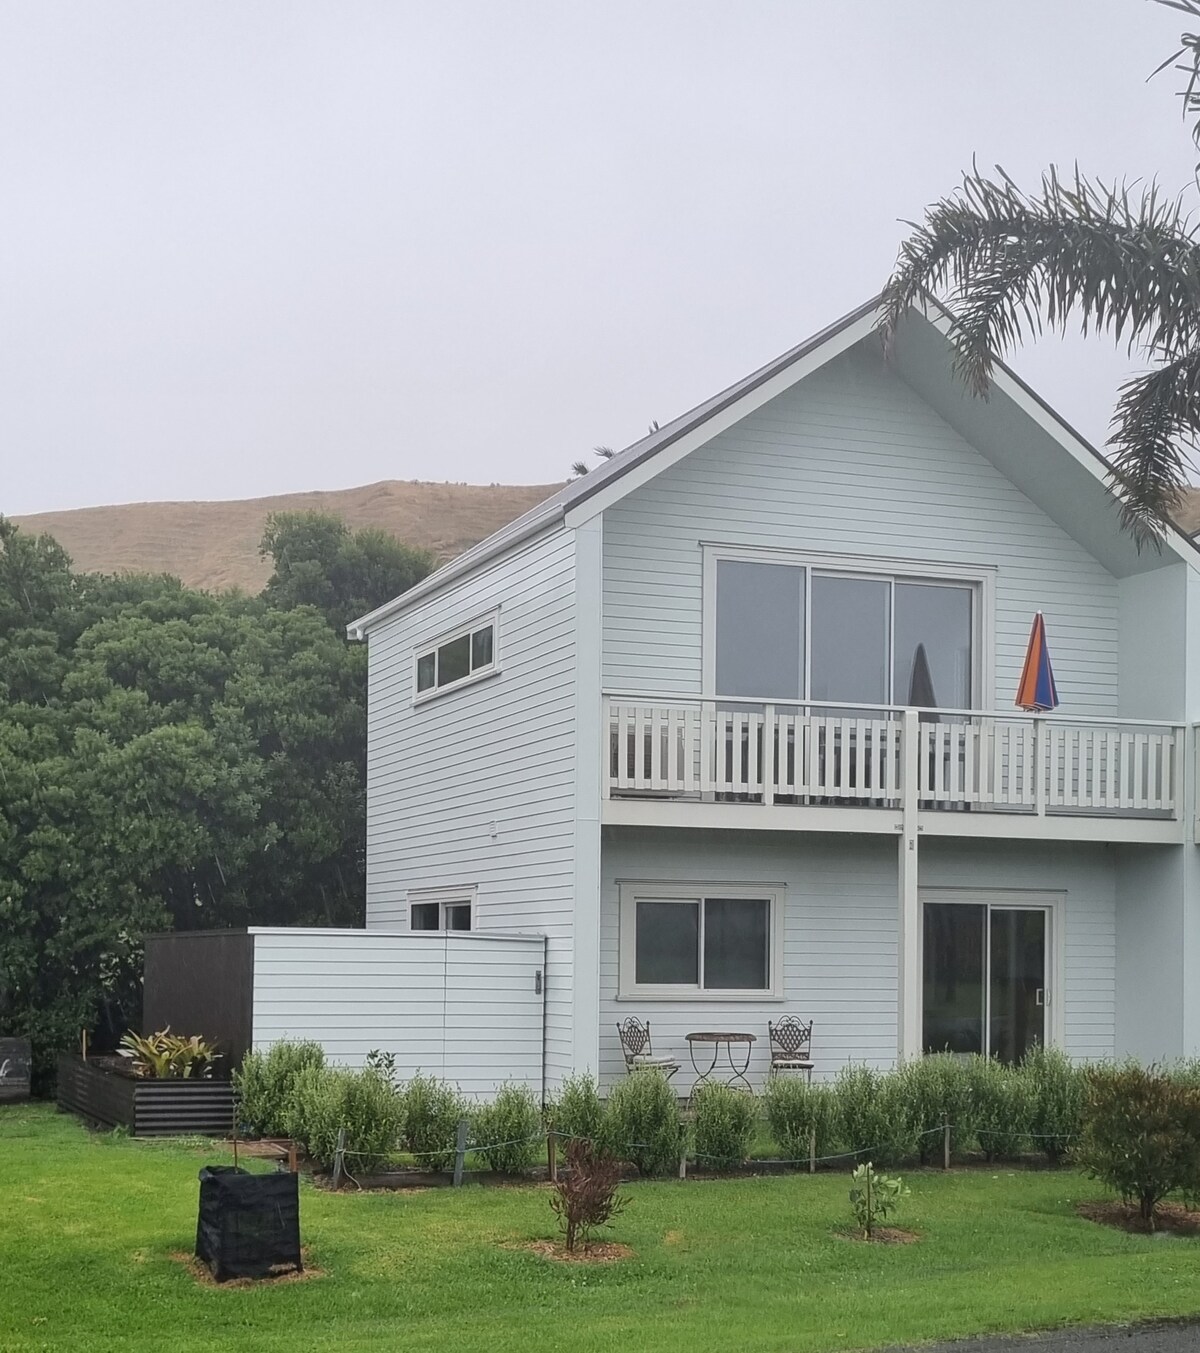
[{"xmin": 12, "ymin": 480, "xmax": 563, "ymax": 594}]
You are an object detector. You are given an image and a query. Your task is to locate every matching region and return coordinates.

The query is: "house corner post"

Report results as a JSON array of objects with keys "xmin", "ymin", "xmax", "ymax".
[{"xmin": 898, "ymin": 708, "xmax": 921, "ymax": 1062}]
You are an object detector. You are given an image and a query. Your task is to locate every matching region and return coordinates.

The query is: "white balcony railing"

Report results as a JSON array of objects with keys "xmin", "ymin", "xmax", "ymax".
[{"xmin": 604, "ymin": 694, "xmax": 1183, "ymax": 820}]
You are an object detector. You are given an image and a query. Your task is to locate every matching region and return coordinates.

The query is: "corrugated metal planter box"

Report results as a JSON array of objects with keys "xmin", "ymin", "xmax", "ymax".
[
  {"xmin": 56, "ymin": 1054, "xmax": 236, "ymax": 1137},
  {"xmin": 0, "ymin": 1038, "xmax": 32, "ymax": 1102}
]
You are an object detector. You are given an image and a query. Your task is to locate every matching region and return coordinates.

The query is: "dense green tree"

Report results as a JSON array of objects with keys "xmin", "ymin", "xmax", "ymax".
[
  {"xmin": 260, "ymin": 510, "xmax": 434, "ymax": 633},
  {"xmin": 882, "ymin": 0, "xmax": 1200, "ymax": 544},
  {"xmin": 0, "ymin": 512, "xmax": 412, "ymax": 1081}
]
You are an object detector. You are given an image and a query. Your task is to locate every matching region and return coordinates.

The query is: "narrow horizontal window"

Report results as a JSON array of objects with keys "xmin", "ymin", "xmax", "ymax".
[
  {"xmin": 414, "ymin": 619, "xmax": 497, "ymax": 700},
  {"xmin": 409, "ymin": 892, "xmax": 474, "ymax": 931}
]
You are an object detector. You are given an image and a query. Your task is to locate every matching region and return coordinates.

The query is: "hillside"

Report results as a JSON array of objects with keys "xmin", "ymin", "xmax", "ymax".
[{"xmin": 11, "ymin": 480, "xmax": 563, "ymax": 593}]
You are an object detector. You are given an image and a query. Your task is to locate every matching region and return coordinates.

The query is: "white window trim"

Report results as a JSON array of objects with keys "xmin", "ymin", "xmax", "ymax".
[
  {"xmin": 408, "ymin": 885, "xmax": 477, "ymax": 931},
  {"xmin": 618, "ymin": 881, "xmax": 785, "ymax": 1001},
  {"xmin": 701, "ymin": 544, "xmax": 995, "ymax": 711},
  {"xmin": 917, "ymin": 887, "xmax": 1065, "ymax": 1052},
  {"xmin": 412, "ymin": 609, "xmax": 500, "ymax": 705}
]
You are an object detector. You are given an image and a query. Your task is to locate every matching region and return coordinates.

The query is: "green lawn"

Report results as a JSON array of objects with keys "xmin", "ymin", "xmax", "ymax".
[{"xmin": 3, "ymin": 1104, "xmax": 1200, "ymax": 1353}]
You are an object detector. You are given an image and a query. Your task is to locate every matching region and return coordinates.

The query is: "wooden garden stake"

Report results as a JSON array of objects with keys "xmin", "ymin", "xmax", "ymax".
[
  {"xmin": 809, "ymin": 1129, "xmax": 816, "ymax": 1175},
  {"xmin": 547, "ymin": 1132, "xmax": 557, "ymax": 1183},
  {"xmin": 452, "ymin": 1117, "xmax": 469, "ymax": 1187},
  {"xmin": 332, "ymin": 1127, "xmax": 346, "ymax": 1190},
  {"xmin": 943, "ymin": 1116, "xmax": 951, "ymax": 1170}
]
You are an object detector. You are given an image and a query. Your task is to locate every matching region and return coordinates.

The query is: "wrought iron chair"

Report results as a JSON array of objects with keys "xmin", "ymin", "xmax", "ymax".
[
  {"xmin": 767, "ymin": 1017, "xmax": 814, "ymax": 1082},
  {"xmin": 616, "ymin": 1017, "xmax": 679, "ymax": 1080}
]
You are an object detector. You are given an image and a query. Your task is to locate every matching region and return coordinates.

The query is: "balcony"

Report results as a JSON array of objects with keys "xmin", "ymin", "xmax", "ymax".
[{"xmin": 602, "ymin": 694, "xmax": 1185, "ymax": 844}]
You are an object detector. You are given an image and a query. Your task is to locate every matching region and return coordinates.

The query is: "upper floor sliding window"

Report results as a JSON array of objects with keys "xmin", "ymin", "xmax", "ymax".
[
  {"xmin": 710, "ymin": 552, "xmax": 985, "ymax": 711},
  {"xmin": 413, "ymin": 613, "xmax": 498, "ymax": 703}
]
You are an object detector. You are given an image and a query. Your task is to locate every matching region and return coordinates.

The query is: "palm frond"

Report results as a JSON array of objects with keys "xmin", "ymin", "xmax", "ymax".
[
  {"xmin": 1107, "ymin": 349, "xmax": 1200, "ymax": 544},
  {"xmin": 881, "ymin": 165, "xmax": 1200, "ymax": 396},
  {"xmin": 570, "ymin": 461, "xmax": 589, "ymax": 478}
]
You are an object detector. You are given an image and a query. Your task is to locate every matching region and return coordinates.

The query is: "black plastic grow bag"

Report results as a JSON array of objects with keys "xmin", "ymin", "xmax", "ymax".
[{"xmin": 195, "ymin": 1165, "xmax": 301, "ymax": 1282}]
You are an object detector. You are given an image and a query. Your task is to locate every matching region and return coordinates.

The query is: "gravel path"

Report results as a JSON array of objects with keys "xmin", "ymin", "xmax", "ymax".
[{"xmin": 884, "ymin": 1321, "xmax": 1200, "ymax": 1351}]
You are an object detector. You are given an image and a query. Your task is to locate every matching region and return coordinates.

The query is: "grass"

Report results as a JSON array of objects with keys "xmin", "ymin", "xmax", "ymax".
[{"xmin": 3, "ymin": 1104, "xmax": 1200, "ymax": 1353}]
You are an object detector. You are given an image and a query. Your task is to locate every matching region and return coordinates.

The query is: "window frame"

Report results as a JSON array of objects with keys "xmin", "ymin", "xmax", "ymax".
[
  {"xmin": 408, "ymin": 886, "xmax": 477, "ymax": 932},
  {"xmin": 412, "ymin": 610, "xmax": 500, "ymax": 705},
  {"xmin": 617, "ymin": 881, "xmax": 785, "ymax": 1000},
  {"xmin": 702, "ymin": 544, "xmax": 994, "ymax": 712}
]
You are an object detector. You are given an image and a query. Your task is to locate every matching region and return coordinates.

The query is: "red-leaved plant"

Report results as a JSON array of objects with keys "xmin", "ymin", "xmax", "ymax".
[{"xmin": 549, "ymin": 1138, "xmax": 628, "ymax": 1252}]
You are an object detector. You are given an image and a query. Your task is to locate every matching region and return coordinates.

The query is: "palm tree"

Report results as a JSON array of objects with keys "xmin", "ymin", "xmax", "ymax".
[
  {"xmin": 570, "ymin": 445, "xmax": 616, "ymax": 478},
  {"xmin": 881, "ymin": 0, "xmax": 1200, "ymax": 546}
]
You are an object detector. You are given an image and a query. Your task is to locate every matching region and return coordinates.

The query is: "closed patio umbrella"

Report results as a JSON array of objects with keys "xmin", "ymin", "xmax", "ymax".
[
  {"xmin": 1016, "ymin": 612, "xmax": 1059, "ymax": 712},
  {"xmin": 908, "ymin": 642, "xmax": 938, "ymax": 709}
]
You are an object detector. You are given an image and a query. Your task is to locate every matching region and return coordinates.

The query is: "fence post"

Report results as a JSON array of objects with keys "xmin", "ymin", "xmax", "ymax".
[
  {"xmin": 678, "ymin": 1141, "xmax": 687, "ymax": 1180},
  {"xmin": 809, "ymin": 1129, "xmax": 816, "ymax": 1175},
  {"xmin": 943, "ymin": 1116, "xmax": 951, "ymax": 1170},
  {"xmin": 547, "ymin": 1131, "xmax": 557, "ymax": 1183},
  {"xmin": 332, "ymin": 1127, "xmax": 346, "ymax": 1190},
  {"xmin": 452, "ymin": 1117, "xmax": 470, "ymax": 1188}
]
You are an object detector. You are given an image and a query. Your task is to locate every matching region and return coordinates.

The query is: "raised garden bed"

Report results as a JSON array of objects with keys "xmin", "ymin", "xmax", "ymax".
[{"xmin": 56, "ymin": 1053, "xmax": 236, "ymax": 1137}]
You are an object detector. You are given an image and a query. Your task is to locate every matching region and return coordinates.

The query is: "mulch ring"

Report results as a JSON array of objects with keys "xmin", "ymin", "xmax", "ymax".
[
  {"xmin": 1078, "ymin": 1201, "xmax": 1200, "ymax": 1236},
  {"xmin": 169, "ymin": 1248, "xmax": 325, "ymax": 1287},
  {"xmin": 835, "ymin": 1226, "xmax": 920, "ymax": 1245},
  {"xmin": 515, "ymin": 1239, "xmax": 634, "ymax": 1263}
]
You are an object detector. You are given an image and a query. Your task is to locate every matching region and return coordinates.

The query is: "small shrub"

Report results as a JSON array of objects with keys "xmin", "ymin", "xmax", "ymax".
[
  {"xmin": 597, "ymin": 1070, "xmax": 684, "ymax": 1176},
  {"xmin": 967, "ymin": 1056, "xmax": 1034, "ymax": 1161},
  {"xmin": 282, "ymin": 1064, "xmax": 403, "ymax": 1172},
  {"xmin": 848, "ymin": 1161, "xmax": 910, "ymax": 1238},
  {"xmin": 834, "ymin": 1064, "xmax": 915, "ymax": 1165},
  {"xmin": 234, "ymin": 1040, "xmax": 326, "ymax": 1138},
  {"xmin": 692, "ymin": 1084, "xmax": 756, "ymax": 1171},
  {"xmin": 549, "ymin": 1072, "xmax": 604, "ymax": 1145},
  {"xmin": 895, "ymin": 1054, "xmax": 976, "ymax": 1163},
  {"xmin": 402, "ymin": 1073, "xmax": 468, "ymax": 1172},
  {"xmin": 1077, "ymin": 1063, "xmax": 1200, "ymax": 1225},
  {"xmin": 365, "ymin": 1048, "xmax": 398, "ymax": 1089},
  {"xmin": 763, "ymin": 1077, "xmax": 839, "ymax": 1162},
  {"xmin": 472, "ymin": 1082, "xmax": 541, "ymax": 1175},
  {"xmin": 1024, "ymin": 1045, "xmax": 1085, "ymax": 1164},
  {"xmin": 549, "ymin": 1138, "xmax": 628, "ymax": 1252}
]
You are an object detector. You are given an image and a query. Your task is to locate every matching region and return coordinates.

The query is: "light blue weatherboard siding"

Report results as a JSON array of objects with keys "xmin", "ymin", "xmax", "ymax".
[{"xmin": 602, "ymin": 339, "xmax": 1119, "ymax": 716}]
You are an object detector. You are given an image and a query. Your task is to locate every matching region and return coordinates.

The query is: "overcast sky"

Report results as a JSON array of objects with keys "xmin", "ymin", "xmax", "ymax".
[{"xmin": 3, "ymin": 1, "xmax": 1198, "ymax": 515}]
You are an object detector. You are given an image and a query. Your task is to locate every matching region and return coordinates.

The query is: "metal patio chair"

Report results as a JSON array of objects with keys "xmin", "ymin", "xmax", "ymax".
[
  {"xmin": 616, "ymin": 1017, "xmax": 679, "ymax": 1080},
  {"xmin": 767, "ymin": 1016, "xmax": 814, "ymax": 1082}
]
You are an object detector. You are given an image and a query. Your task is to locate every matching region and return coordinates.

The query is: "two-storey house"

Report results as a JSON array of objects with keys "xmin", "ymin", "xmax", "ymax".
[{"xmin": 143, "ymin": 296, "xmax": 1200, "ymax": 1098}]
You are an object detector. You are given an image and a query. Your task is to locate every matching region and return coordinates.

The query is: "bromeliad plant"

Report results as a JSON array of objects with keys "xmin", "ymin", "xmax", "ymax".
[
  {"xmin": 848, "ymin": 1161, "xmax": 910, "ymax": 1239},
  {"xmin": 118, "ymin": 1028, "xmax": 220, "ymax": 1079}
]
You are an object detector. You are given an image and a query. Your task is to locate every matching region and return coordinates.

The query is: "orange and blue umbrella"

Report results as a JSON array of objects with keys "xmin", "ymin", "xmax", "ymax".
[{"xmin": 1016, "ymin": 612, "xmax": 1059, "ymax": 712}]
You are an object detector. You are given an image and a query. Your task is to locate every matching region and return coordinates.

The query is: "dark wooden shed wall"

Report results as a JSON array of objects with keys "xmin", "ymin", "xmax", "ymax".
[{"xmin": 143, "ymin": 931, "xmax": 254, "ymax": 1068}]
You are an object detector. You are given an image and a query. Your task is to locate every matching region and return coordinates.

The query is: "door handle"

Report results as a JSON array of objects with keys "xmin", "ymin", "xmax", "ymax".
[{"xmin": 1035, "ymin": 988, "xmax": 1045, "ymax": 1007}]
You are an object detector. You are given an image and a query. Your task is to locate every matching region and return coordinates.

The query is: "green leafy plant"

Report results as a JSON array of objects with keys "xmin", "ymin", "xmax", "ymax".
[
  {"xmin": 692, "ymin": 1083, "xmax": 756, "ymax": 1172},
  {"xmin": 282, "ymin": 1063, "xmax": 403, "ymax": 1173},
  {"xmin": 117, "ymin": 1028, "xmax": 219, "ymax": 1080},
  {"xmin": 401, "ymin": 1073, "xmax": 468, "ymax": 1172},
  {"xmin": 365, "ymin": 1048, "xmax": 398, "ymax": 1089},
  {"xmin": 471, "ymin": 1082, "xmax": 541, "ymax": 1175},
  {"xmin": 834, "ymin": 1064, "xmax": 915, "ymax": 1166},
  {"xmin": 597, "ymin": 1069, "xmax": 684, "ymax": 1176},
  {"xmin": 548, "ymin": 1072, "xmax": 604, "ymax": 1145},
  {"xmin": 967, "ymin": 1056, "xmax": 1034, "ymax": 1161},
  {"xmin": 1076, "ymin": 1063, "xmax": 1200, "ymax": 1226},
  {"xmin": 1024, "ymin": 1045, "xmax": 1085, "ymax": 1164},
  {"xmin": 549, "ymin": 1138, "xmax": 628, "ymax": 1252},
  {"xmin": 234, "ymin": 1040, "xmax": 326, "ymax": 1138},
  {"xmin": 849, "ymin": 1161, "xmax": 910, "ymax": 1239},
  {"xmin": 763, "ymin": 1076, "xmax": 839, "ymax": 1163},
  {"xmin": 894, "ymin": 1054, "xmax": 976, "ymax": 1164}
]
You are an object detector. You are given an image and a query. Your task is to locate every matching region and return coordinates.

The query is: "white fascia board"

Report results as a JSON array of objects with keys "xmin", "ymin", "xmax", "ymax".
[
  {"xmin": 562, "ymin": 308, "xmax": 879, "ymax": 528},
  {"xmin": 346, "ymin": 516, "xmax": 566, "ymax": 639}
]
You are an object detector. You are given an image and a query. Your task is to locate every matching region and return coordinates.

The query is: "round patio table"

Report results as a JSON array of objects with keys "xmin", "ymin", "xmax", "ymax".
[{"xmin": 685, "ymin": 1031, "xmax": 757, "ymax": 1093}]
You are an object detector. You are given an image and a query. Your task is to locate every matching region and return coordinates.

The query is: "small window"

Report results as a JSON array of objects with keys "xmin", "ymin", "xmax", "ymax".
[
  {"xmin": 620, "ymin": 884, "xmax": 781, "ymax": 997},
  {"xmin": 415, "ymin": 618, "xmax": 497, "ymax": 699},
  {"xmin": 409, "ymin": 890, "xmax": 474, "ymax": 931}
]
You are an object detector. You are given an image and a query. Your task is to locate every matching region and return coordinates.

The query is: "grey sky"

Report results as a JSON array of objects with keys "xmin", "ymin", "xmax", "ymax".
[{"xmin": 3, "ymin": 1, "xmax": 1197, "ymax": 515}]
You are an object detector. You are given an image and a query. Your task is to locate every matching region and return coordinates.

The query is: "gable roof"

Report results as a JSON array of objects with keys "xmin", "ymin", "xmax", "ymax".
[{"xmin": 348, "ymin": 295, "xmax": 1200, "ymax": 638}]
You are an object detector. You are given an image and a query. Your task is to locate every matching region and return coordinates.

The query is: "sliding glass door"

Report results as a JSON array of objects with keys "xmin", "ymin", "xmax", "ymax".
[
  {"xmin": 713, "ymin": 557, "xmax": 975, "ymax": 710},
  {"xmin": 922, "ymin": 901, "xmax": 1048, "ymax": 1063}
]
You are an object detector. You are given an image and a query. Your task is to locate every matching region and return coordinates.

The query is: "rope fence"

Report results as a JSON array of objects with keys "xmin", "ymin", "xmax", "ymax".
[{"xmin": 328, "ymin": 1119, "xmax": 1080, "ymax": 1189}]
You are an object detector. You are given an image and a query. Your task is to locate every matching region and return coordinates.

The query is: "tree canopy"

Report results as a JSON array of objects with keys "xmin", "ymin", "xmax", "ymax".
[{"xmin": 0, "ymin": 511, "xmax": 433, "ymax": 1081}]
